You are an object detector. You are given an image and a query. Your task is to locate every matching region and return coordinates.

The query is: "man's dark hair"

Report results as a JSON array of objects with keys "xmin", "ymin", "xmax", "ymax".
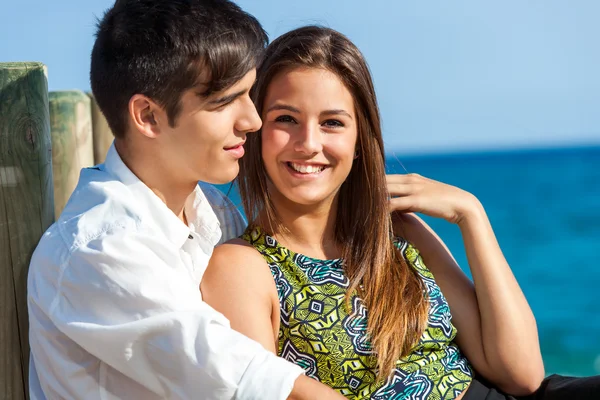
[{"xmin": 90, "ymin": 0, "xmax": 268, "ymax": 138}]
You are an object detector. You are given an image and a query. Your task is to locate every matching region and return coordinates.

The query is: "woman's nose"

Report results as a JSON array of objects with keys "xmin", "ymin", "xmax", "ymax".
[{"xmin": 294, "ymin": 123, "xmax": 323, "ymax": 154}]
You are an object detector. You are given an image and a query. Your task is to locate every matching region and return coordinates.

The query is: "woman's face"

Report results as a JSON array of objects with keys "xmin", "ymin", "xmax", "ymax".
[{"xmin": 261, "ymin": 67, "xmax": 358, "ymax": 208}]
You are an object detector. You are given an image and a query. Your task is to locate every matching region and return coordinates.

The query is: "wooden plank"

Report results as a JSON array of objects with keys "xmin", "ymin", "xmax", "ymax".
[
  {"xmin": 0, "ymin": 179, "xmax": 26, "ymax": 400},
  {"xmin": 49, "ymin": 90, "xmax": 94, "ymax": 217},
  {"xmin": 0, "ymin": 61, "xmax": 54, "ymax": 400},
  {"xmin": 88, "ymin": 93, "xmax": 113, "ymax": 165}
]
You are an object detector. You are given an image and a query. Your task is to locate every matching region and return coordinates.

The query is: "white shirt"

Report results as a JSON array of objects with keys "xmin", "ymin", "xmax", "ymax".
[{"xmin": 27, "ymin": 145, "xmax": 304, "ymax": 400}]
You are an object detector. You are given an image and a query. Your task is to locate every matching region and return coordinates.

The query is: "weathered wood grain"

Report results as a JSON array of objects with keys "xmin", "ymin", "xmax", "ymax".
[
  {"xmin": 0, "ymin": 61, "xmax": 54, "ymax": 400},
  {"xmin": 88, "ymin": 93, "xmax": 113, "ymax": 165},
  {"xmin": 49, "ymin": 90, "xmax": 94, "ymax": 217}
]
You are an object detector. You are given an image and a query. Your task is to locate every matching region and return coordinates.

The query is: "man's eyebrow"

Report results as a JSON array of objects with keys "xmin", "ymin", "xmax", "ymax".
[
  {"xmin": 266, "ymin": 104, "xmax": 301, "ymax": 113},
  {"xmin": 321, "ymin": 109, "xmax": 353, "ymax": 119},
  {"xmin": 205, "ymin": 89, "xmax": 247, "ymax": 105}
]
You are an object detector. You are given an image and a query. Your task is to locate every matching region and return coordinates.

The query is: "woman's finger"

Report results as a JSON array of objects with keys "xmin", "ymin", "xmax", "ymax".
[
  {"xmin": 386, "ymin": 173, "xmax": 424, "ymax": 184},
  {"xmin": 388, "ymin": 195, "xmax": 416, "ymax": 212},
  {"xmin": 387, "ymin": 182, "xmax": 424, "ymax": 198}
]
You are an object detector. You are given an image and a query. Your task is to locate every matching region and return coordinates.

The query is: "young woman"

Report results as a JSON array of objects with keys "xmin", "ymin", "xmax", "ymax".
[{"xmin": 201, "ymin": 26, "xmax": 599, "ymax": 399}]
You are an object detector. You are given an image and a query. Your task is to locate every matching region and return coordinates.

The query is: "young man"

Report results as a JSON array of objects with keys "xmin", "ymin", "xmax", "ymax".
[{"xmin": 27, "ymin": 1, "xmax": 344, "ymax": 399}]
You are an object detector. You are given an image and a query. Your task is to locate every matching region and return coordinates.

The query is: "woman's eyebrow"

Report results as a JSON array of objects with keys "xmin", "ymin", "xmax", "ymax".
[
  {"xmin": 266, "ymin": 104, "xmax": 301, "ymax": 113},
  {"xmin": 321, "ymin": 109, "xmax": 352, "ymax": 119}
]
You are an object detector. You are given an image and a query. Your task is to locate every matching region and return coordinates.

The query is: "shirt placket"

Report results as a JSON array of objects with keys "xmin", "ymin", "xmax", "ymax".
[{"xmin": 181, "ymin": 231, "xmax": 211, "ymax": 285}]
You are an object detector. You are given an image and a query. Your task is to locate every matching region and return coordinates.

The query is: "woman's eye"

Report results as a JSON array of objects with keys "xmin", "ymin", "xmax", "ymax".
[
  {"xmin": 275, "ymin": 115, "xmax": 296, "ymax": 123},
  {"xmin": 322, "ymin": 119, "xmax": 344, "ymax": 128}
]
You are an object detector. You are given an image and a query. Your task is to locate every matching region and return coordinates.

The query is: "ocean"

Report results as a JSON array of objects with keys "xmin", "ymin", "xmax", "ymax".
[{"xmin": 216, "ymin": 145, "xmax": 600, "ymax": 377}]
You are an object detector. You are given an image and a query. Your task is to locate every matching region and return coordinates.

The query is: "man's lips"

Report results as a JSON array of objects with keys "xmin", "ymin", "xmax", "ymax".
[
  {"xmin": 224, "ymin": 141, "xmax": 245, "ymax": 150},
  {"xmin": 224, "ymin": 142, "xmax": 245, "ymax": 158}
]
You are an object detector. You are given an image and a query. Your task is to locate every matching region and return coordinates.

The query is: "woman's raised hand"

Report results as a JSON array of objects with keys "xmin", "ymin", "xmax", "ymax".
[{"xmin": 386, "ymin": 173, "xmax": 481, "ymax": 225}]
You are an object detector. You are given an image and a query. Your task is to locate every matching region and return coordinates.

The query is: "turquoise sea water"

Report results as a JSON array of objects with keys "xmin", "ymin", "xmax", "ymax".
[{"xmin": 217, "ymin": 145, "xmax": 600, "ymax": 377}]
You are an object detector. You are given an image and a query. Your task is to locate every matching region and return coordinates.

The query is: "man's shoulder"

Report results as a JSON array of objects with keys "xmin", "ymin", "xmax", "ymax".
[
  {"xmin": 49, "ymin": 167, "xmax": 145, "ymax": 251},
  {"xmin": 28, "ymin": 167, "xmax": 147, "ymax": 306}
]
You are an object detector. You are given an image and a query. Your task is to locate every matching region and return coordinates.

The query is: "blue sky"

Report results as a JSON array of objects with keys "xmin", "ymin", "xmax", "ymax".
[{"xmin": 1, "ymin": 0, "xmax": 599, "ymax": 154}]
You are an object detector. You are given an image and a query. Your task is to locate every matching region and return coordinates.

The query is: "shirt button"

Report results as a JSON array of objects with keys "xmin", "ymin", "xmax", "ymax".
[{"xmin": 188, "ymin": 234, "xmax": 193, "ymax": 240}]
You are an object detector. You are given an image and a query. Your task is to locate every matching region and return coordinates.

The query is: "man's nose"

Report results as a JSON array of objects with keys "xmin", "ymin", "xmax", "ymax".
[{"xmin": 235, "ymin": 97, "xmax": 262, "ymax": 134}]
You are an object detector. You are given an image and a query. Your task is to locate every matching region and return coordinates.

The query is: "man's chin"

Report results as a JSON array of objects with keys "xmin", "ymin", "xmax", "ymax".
[{"xmin": 198, "ymin": 168, "xmax": 239, "ymax": 186}]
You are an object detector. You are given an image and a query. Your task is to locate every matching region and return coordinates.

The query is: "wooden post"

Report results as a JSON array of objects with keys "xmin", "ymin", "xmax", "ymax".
[
  {"xmin": 88, "ymin": 93, "xmax": 113, "ymax": 165},
  {"xmin": 49, "ymin": 90, "xmax": 94, "ymax": 217},
  {"xmin": 0, "ymin": 62, "xmax": 54, "ymax": 400}
]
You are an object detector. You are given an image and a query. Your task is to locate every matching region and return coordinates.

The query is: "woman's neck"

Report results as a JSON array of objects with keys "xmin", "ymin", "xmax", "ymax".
[{"xmin": 262, "ymin": 190, "xmax": 340, "ymax": 260}]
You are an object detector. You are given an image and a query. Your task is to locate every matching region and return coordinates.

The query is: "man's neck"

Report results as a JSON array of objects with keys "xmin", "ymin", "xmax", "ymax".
[{"xmin": 115, "ymin": 139, "xmax": 196, "ymax": 224}]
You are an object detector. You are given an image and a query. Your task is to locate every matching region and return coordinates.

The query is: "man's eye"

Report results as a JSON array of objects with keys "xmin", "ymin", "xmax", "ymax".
[
  {"xmin": 214, "ymin": 100, "xmax": 233, "ymax": 110},
  {"xmin": 322, "ymin": 119, "xmax": 344, "ymax": 128},
  {"xmin": 275, "ymin": 115, "xmax": 296, "ymax": 123}
]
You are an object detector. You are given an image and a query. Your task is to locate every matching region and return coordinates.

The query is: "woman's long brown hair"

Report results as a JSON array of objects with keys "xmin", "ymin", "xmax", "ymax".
[{"xmin": 238, "ymin": 25, "xmax": 429, "ymax": 378}]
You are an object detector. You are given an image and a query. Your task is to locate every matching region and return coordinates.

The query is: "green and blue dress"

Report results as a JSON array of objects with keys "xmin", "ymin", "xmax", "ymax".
[{"xmin": 242, "ymin": 227, "xmax": 473, "ymax": 399}]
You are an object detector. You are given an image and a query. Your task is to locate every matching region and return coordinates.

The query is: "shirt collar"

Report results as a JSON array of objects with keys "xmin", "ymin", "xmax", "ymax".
[
  {"xmin": 102, "ymin": 143, "xmax": 221, "ymax": 249},
  {"xmin": 185, "ymin": 186, "xmax": 222, "ymax": 253}
]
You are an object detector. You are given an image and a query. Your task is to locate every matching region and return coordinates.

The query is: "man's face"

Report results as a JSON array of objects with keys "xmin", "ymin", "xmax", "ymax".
[{"xmin": 159, "ymin": 69, "xmax": 261, "ymax": 185}]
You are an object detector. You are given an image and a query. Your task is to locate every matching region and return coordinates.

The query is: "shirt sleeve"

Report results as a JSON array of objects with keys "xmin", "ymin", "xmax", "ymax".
[
  {"xmin": 198, "ymin": 182, "xmax": 247, "ymax": 243},
  {"xmin": 45, "ymin": 228, "xmax": 303, "ymax": 400}
]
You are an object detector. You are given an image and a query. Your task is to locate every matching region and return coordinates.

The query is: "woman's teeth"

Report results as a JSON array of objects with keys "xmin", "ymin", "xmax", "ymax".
[{"xmin": 288, "ymin": 162, "xmax": 325, "ymax": 174}]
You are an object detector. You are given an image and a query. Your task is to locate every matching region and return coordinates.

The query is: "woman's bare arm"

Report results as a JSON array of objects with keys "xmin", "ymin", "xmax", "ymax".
[
  {"xmin": 201, "ymin": 239, "xmax": 346, "ymax": 400},
  {"xmin": 201, "ymin": 239, "xmax": 279, "ymax": 352},
  {"xmin": 388, "ymin": 174, "xmax": 544, "ymax": 395}
]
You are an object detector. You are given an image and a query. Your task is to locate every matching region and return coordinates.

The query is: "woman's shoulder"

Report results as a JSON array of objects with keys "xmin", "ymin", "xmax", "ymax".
[
  {"xmin": 239, "ymin": 226, "xmax": 288, "ymax": 259},
  {"xmin": 391, "ymin": 212, "xmax": 467, "ymax": 290},
  {"xmin": 392, "ymin": 211, "xmax": 429, "ymax": 238},
  {"xmin": 392, "ymin": 212, "xmax": 450, "ymax": 256},
  {"xmin": 202, "ymin": 237, "xmax": 276, "ymax": 303},
  {"xmin": 391, "ymin": 212, "xmax": 444, "ymax": 278},
  {"xmin": 393, "ymin": 236, "xmax": 434, "ymax": 281},
  {"xmin": 207, "ymin": 237, "xmax": 270, "ymax": 276},
  {"xmin": 391, "ymin": 212, "xmax": 428, "ymax": 250},
  {"xmin": 203, "ymin": 238, "xmax": 270, "ymax": 284},
  {"xmin": 237, "ymin": 225, "xmax": 270, "ymax": 245}
]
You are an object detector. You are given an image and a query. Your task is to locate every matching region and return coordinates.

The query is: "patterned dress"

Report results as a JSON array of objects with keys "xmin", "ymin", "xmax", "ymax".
[{"xmin": 242, "ymin": 227, "xmax": 473, "ymax": 400}]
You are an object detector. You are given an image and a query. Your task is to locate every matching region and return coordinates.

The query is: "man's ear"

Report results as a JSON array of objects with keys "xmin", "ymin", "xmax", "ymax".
[{"xmin": 128, "ymin": 94, "xmax": 165, "ymax": 139}]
